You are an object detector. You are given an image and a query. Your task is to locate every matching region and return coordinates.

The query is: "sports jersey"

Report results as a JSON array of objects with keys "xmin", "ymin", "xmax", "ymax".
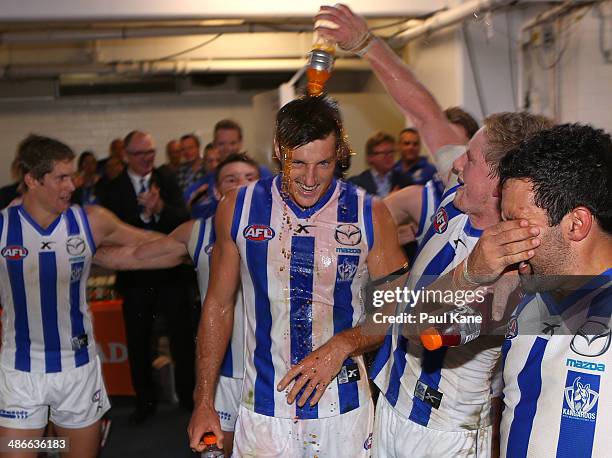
[
  {"xmin": 232, "ymin": 176, "xmax": 373, "ymax": 419},
  {"xmin": 414, "ymin": 175, "xmax": 445, "ymax": 247},
  {"xmin": 371, "ymin": 185, "xmax": 503, "ymax": 431},
  {"xmin": 501, "ymin": 270, "xmax": 612, "ymax": 458},
  {"xmin": 187, "ymin": 216, "xmax": 244, "ymax": 378},
  {"xmin": 0, "ymin": 205, "xmax": 96, "ymax": 373}
]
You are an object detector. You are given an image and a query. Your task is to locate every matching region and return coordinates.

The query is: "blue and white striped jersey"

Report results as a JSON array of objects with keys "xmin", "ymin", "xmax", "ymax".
[
  {"xmin": 371, "ymin": 185, "xmax": 503, "ymax": 431},
  {"xmin": 501, "ymin": 270, "xmax": 612, "ymax": 458},
  {"xmin": 0, "ymin": 205, "xmax": 96, "ymax": 373},
  {"xmin": 414, "ymin": 175, "xmax": 446, "ymax": 247},
  {"xmin": 188, "ymin": 216, "xmax": 244, "ymax": 379},
  {"xmin": 232, "ymin": 176, "xmax": 374, "ymax": 419}
]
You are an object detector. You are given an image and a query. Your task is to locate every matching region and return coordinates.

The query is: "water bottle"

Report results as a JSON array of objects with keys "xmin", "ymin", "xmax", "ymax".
[
  {"xmin": 201, "ymin": 433, "xmax": 224, "ymax": 457},
  {"xmin": 419, "ymin": 306, "xmax": 482, "ymax": 351}
]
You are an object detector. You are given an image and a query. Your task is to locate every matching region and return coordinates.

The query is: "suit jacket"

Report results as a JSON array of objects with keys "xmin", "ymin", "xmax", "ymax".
[
  {"xmin": 348, "ymin": 169, "xmax": 411, "ymax": 197},
  {"xmin": 101, "ymin": 167, "xmax": 190, "ymax": 289}
]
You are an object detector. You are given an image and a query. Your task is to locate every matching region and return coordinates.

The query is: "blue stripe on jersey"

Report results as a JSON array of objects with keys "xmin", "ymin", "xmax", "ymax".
[
  {"xmin": 231, "ymin": 187, "xmax": 247, "ymax": 242},
  {"xmin": 408, "ymin": 347, "xmax": 448, "ymax": 426},
  {"xmin": 7, "ymin": 207, "xmax": 30, "ymax": 371},
  {"xmin": 440, "ymin": 184, "xmax": 460, "ymax": 203},
  {"xmin": 246, "ymin": 180, "xmax": 275, "ymax": 416},
  {"xmin": 275, "ymin": 176, "xmax": 337, "ymax": 219},
  {"xmin": 193, "ymin": 218, "xmax": 207, "ymax": 267},
  {"xmin": 18, "ymin": 205, "xmax": 61, "ymax": 236},
  {"xmin": 541, "ymin": 273, "xmax": 611, "ymax": 316},
  {"xmin": 338, "ymin": 181, "xmax": 358, "ymax": 223},
  {"xmin": 415, "ymin": 185, "xmax": 429, "ymax": 238},
  {"xmin": 39, "ymin": 252, "xmax": 62, "ymax": 373},
  {"xmin": 77, "ymin": 206, "xmax": 96, "ymax": 254},
  {"xmin": 506, "ymin": 337, "xmax": 548, "ymax": 458},
  {"xmin": 333, "ymin": 254, "xmax": 360, "ymax": 414},
  {"xmin": 0, "ymin": 213, "xmax": 3, "ymax": 240},
  {"xmin": 70, "ymin": 261, "xmax": 89, "ymax": 367},
  {"xmin": 384, "ymin": 335, "xmax": 409, "ymax": 406},
  {"xmin": 587, "ymin": 285, "xmax": 612, "ymax": 318},
  {"xmin": 556, "ymin": 370, "xmax": 600, "ymax": 458},
  {"xmin": 65, "ymin": 208, "xmax": 79, "ymax": 235},
  {"xmin": 370, "ymin": 332, "xmax": 393, "ymax": 380},
  {"xmin": 290, "ymin": 235, "xmax": 317, "ymax": 419},
  {"xmin": 65, "ymin": 208, "xmax": 89, "ymax": 367},
  {"xmin": 364, "ymin": 194, "xmax": 374, "ymax": 251}
]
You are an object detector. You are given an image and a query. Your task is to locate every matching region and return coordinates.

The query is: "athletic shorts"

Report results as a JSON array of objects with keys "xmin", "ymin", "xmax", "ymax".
[
  {"xmin": 214, "ymin": 375, "xmax": 242, "ymax": 432},
  {"xmin": 233, "ymin": 401, "xmax": 374, "ymax": 457},
  {"xmin": 0, "ymin": 356, "xmax": 110, "ymax": 429},
  {"xmin": 372, "ymin": 396, "xmax": 492, "ymax": 458}
]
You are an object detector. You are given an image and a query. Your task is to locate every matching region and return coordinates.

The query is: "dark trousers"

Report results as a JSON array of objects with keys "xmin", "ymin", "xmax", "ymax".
[{"xmin": 121, "ymin": 285, "xmax": 199, "ymax": 409}]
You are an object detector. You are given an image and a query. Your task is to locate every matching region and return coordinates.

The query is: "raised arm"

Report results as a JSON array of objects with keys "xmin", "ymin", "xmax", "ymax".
[
  {"xmin": 316, "ymin": 4, "xmax": 468, "ymax": 154},
  {"xmin": 188, "ymin": 192, "xmax": 241, "ymax": 452}
]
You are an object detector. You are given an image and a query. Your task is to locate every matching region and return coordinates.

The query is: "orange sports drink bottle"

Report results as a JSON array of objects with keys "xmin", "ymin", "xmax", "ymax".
[
  {"xmin": 307, "ymin": 28, "xmax": 336, "ymax": 96},
  {"xmin": 420, "ymin": 306, "xmax": 482, "ymax": 351},
  {"xmin": 200, "ymin": 433, "xmax": 224, "ymax": 457}
]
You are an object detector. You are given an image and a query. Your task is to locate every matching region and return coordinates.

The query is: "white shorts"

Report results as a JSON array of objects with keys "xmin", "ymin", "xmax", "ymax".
[
  {"xmin": 214, "ymin": 375, "xmax": 242, "ymax": 432},
  {"xmin": 234, "ymin": 401, "xmax": 374, "ymax": 457},
  {"xmin": 373, "ymin": 396, "xmax": 492, "ymax": 458},
  {"xmin": 0, "ymin": 356, "xmax": 110, "ymax": 430}
]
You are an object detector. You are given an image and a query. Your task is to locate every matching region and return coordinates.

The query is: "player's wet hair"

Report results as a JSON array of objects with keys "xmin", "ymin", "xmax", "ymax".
[
  {"xmin": 215, "ymin": 153, "xmax": 260, "ymax": 186},
  {"xmin": 499, "ymin": 123, "xmax": 612, "ymax": 234},
  {"xmin": 17, "ymin": 134, "xmax": 75, "ymax": 184},
  {"xmin": 275, "ymin": 95, "xmax": 351, "ymax": 168}
]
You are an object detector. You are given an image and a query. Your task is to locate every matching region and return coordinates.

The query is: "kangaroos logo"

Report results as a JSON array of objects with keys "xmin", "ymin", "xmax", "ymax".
[
  {"xmin": 337, "ymin": 258, "xmax": 358, "ymax": 282},
  {"xmin": 433, "ymin": 208, "xmax": 449, "ymax": 234},
  {"xmin": 563, "ymin": 374, "xmax": 599, "ymax": 422},
  {"xmin": 243, "ymin": 224, "xmax": 275, "ymax": 242},
  {"xmin": 1, "ymin": 245, "xmax": 28, "ymax": 261}
]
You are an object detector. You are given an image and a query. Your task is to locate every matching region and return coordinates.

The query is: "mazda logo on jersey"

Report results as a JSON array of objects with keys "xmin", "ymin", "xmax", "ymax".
[
  {"xmin": 66, "ymin": 237, "xmax": 86, "ymax": 256},
  {"xmin": 433, "ymin": 207, "xmax": 449, "ymax": 234},
  {"xmin": 1, "ymin": 245, "xmax": 28, "ymax": 261},
  {"xmin": 570, "ymin": 320, "xmax": 611, "ymax": 357},
  {"xmin": 243, "ymin": 224, "xmax": 275, "ymax": 242},
  {"xmin": 335, "ymin": 224, "xmax": 361, "ymax": 246}
]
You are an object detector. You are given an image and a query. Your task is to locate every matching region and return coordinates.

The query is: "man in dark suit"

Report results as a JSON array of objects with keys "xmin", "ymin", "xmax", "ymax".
[
  {"xmin": 101, "ymin": 130, "xmax": 197, "ymax": 422},
  {"xmin": 348, "ymin": 131, "xmax": 410, "ymax": 197}
]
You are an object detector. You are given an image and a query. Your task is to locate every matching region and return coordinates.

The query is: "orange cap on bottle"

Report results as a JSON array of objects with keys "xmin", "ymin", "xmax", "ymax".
[
  {"xmin": 420, "ymin": 327, "xmax": 443, "ymax": 351},
  {"xmin": 203, "ymin": 433, "xmax": 217, "ymax": 446}
]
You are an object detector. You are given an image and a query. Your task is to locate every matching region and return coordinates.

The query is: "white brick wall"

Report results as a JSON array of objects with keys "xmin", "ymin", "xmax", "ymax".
[{"xmin": 0, "ymin": 91, "xmax": 257, "ymax": 186}]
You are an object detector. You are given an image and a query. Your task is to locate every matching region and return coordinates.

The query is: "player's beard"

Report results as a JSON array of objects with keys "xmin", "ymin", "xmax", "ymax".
[{"xmin": 519, "ymin": 226, "xmax": 572, "ymax": 293}]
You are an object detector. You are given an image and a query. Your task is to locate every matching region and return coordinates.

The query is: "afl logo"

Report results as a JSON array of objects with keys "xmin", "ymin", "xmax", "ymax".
[
  {"xmin": 433, "ymin": 208, "xmax": 449, "ymax": 234},
  {"xmin": 66, "ymin": 237, "xmax": 86, "ymax": 256},
  {"xmin": 204, "ymin": 244, "xmax": 214, "ymax": 256},
  {"xmin": 1, "ymin": 245, "xmax": 29, "ymax": 260},
  {"xmin": 243, "ymin": 224, "xmax": 275, "ymax": 242}
]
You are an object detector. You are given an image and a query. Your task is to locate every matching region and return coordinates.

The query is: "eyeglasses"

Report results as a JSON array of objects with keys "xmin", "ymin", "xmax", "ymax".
[
  {"xmin": 369, "ymin": 150, "xmax": 395, "ymax": 157},
  {"xmin": 127, "ymin": 149, "xmax": 156, "ymax": 158}
]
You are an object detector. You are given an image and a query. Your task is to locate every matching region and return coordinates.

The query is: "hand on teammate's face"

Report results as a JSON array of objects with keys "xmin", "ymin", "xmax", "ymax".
[
  {"xmin": 277, "ymin": 338, "xmax": 349, "ymax": 408},
  {"xmin": 466, "ymin": 219, "xmax": 540, "ymax": 285},
  {"xmin": 315, "ymin": 4, "xmax": 370, "ymax": 51}
]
